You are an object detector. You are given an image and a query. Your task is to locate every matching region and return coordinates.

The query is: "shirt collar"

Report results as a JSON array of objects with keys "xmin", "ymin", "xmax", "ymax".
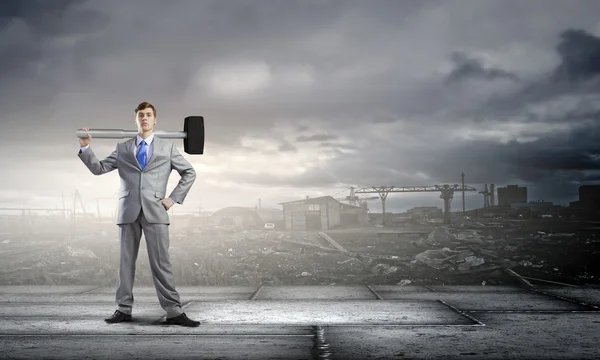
[{"xmin": 136, "ymin": 133, "xmax": 155, "ymax": 146}]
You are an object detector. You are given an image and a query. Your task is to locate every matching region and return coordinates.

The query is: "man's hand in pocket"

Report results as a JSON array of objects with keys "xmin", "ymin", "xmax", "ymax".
[{"xmin": 162, "ymin": 198, "xmax": 174, "ymax": 211}]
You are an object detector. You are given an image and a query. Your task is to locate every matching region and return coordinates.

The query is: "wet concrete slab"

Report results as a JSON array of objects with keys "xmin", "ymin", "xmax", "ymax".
[
  {"xmin": 255, "ymin": 285, "xmax": 377, "ymax": 299},
  {"xmin": 0, "ymin": 285, "xmax": 101, "ymax": 294},
  {"xmin": 0, "ymin": 300, "xmax": 472, "ymax": 331},
  {"xmin": 427, "ymin": 285, "xmax": 528, "ymax": 292},
  {"xmin": 0, "ymin": 319, "xmax": 317, "ymax": 335},
  {"xmin": 0, "ymin": 285, "xmax": 259, "ymax": 301},
  {"xmin": 0, "ymin": 286, "xmax": 260, "ymax": 303},
  {"xmin": 325, "ymin": 312, "xmax": 600, "ymax": 359},
  {"xmin": 371, "ymin": 285, "xmax": 588, "ymax": 311},
  {"xmin": 0, "ymin": 303, "xmax": 165, "ymax": 317},
  {"xmin": 0, "ymin": 294, "xmax": 155, "ymax": 303},
  {"xmin": 535, "ymin": 285, "xmax": 600, "ymax": 307},
  {"xmin": 182, "ymin": 300, "xmax": 473, "ymax": 325},
  {"xmin": 0, "ymin": 285, "xmax": 598, "ymax": 359},
  {"xmin": 0, "ymin": 335, "xmax": 315, "ymax": 360},
  {"xmin": 86, "ymin": 286, "xmax": 260, "ymax": 300}
]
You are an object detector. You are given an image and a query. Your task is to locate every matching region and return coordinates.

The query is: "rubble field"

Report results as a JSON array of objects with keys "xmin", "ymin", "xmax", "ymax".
[{"xmin": 0, "ymin": 218, "xmax": 598, "ymax": 287}]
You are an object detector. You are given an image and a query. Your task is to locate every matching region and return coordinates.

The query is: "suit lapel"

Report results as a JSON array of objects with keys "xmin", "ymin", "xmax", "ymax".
[
  {"xmin": 143, "ymin": 136, "xmax": 163, "ymax": 172},
  {"xmin": 125, "ymin": 138, "xmax": 142, "ymax": 171}
]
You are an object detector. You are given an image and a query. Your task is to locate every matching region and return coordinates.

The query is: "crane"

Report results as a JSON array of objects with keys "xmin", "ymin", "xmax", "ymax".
[
  {"xmin": 355, "ymin": 183, "xmax": 478, "ymax": 225},
  {"xmin": 334, "ymin": 186, "xmax": 379, "ymax": 208}
]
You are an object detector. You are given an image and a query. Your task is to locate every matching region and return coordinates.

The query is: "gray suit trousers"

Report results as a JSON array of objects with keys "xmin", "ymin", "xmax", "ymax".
[{"xmin": 115, "ymin": 208, "xmax": 183, "ymax": 318}]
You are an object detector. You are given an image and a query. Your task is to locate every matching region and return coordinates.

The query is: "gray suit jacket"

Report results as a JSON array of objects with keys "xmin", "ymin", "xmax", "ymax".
[{"xmin": 78, "ymin": 136, "xmax": 196, "ymax": 225}]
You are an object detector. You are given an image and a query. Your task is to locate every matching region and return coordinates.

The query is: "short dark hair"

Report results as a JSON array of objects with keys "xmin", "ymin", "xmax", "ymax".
[{"xmin": 135, "ymin": 102, "xmax": 156, "ymax": 117}]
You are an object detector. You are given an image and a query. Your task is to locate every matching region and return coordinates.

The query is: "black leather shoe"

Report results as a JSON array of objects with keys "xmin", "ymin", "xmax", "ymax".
[
  {"xmin": 165, "ymin": 313, "xmax": 200, "ymax": 327},
  {"xmin": 104, "ymin": 310, "xmax": 132, "ymax": 323}
]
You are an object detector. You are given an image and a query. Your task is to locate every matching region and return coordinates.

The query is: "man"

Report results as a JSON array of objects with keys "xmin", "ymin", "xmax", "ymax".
[{"xmin": 78, "ymin": 101, "xmax": 200, "ymax": 327}]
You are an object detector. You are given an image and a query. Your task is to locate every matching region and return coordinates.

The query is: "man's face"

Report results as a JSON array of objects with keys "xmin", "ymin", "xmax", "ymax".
[{"xmin": 135, "ymin": 107, "xmax": 155, "ymax": 132}]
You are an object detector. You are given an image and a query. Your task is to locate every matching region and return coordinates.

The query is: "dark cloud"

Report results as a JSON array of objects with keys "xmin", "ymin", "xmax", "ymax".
[
  {"xmin": 553, "ymin": 29, "xmax": 600, "ymax": 82},
  {"xmin": 0, "ymin": 0, "xmax": 109, "ymax": 115},
  {"xmin": 0, "ymin": 0, "xmax": 84, "ymax": 17},
  {"xmin": 474, "ymin": 29, "xmax": 600, "ymax": 119},
  {"xmin": 319, "ymin": 111, "xmax": 600, "ymax": 202},
  {"xmin": 444, "ymin": 52, "xmax": 520, "ymax": 85},
  {"xmin": 581, "ymin": 173, "xmax": 600, "ymax": 182},
  {"xmin": 384, "ymin": 28, "xmax": 600, "ymax": 204},
  {"xmin": 2, "ymin": 1, "xmax": 600, "ymax": 210},
  {"xmin": 0, "ymin": 0, "xmax": 108, "ymax": 74}
]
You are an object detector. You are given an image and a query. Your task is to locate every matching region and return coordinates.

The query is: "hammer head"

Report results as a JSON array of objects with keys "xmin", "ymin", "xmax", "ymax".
[{"xmin": 183, "ymin": 116, "xmax": 204, "ymax": 154}]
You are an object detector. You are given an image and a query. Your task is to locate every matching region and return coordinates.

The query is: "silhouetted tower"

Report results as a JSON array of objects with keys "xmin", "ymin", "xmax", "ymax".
[
  {"xmin": 439, "ymin": 185, "xmax": 455, "ymax": 225},
  {"xmin": 490, "ymin": 184, "xmax": 495, "ymax": 206},
  {"xmin": 479, "ymin": 184, "xmax": 491, "ymax": 208}
]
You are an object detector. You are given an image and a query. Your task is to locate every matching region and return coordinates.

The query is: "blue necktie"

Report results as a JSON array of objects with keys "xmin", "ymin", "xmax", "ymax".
[{"xmin": 136, "ymin": 140, "xmax": 147, "ymax": 169}]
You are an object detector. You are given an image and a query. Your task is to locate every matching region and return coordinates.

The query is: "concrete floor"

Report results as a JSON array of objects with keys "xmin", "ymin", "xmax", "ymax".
[{"xmin": 0, "ymin": 284, "xmax": 599, "ymax": 359}]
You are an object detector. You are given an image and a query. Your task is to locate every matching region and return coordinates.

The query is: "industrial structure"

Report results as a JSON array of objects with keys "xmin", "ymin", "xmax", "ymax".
[
  {"xmin": 334, "ymin": 186, "xmax": 378, "ymax": 208},
  {"xmin": 567, "ymin": 185, "xmax": 600, "ymax": 219},
  {"xmin": 478, "ymin": 184, "xmax": 496, "ymax": 209},
  {"xmin": 497, "ymin": 185, "xmax": 527, "ymax": 206},
  {"xmin": 570, "ymin": 185, "xmax": 600, "ymax": 209},
  {"xmin": 406, "ymin": 206, "xmax": 442, "ymax": 217},
  {"xmin": 354, "ymin": 183, "xmax": 477, "ymax": 225},
  {"xmin": 279, "ymin": 196, "xmax": 368, "ymax": 231},
  {"xmin": 510, "ymin": 200, "xmax": 555, "ymax": 214},
  {"xmin": 9, "ymin": 176, "xmax": 599, "ymax": 234}
]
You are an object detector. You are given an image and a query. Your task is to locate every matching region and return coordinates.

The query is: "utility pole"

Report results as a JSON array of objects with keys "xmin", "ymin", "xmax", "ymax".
[
  {"xmin": 461, "ymin": 172, "xmax": 466, "ymax": 214},
  {"xmin": 62, "ymin": 191, "xmax": 66, "ymax": 220}
]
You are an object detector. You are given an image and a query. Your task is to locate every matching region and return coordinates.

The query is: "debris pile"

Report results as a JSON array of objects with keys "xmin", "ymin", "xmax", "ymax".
[{"xmin": 0, "ymin": 218, "xmax": 599, "ymax": 286}]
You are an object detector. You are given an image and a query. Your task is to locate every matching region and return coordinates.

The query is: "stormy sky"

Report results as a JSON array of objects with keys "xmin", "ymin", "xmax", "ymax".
[{"xmin": 1, "ymin": 0, "xmax": 600, "ymax": 216}]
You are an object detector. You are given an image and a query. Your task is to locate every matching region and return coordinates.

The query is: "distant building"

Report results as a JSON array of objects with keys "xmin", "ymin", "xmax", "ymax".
[
  {"xmin": 279, "ymin": 196, "xmax": 367, "ymax": 231},
  {"xmin": 510, "ymin": 200, "xmax": 554, "ymax": 213},
  {"xmin": 340, "ymin": 202, "xmax": 369, "ymax": 226},
  {"xmin": 497, "ymin": 185, "xmax": 527, "ymax": 206},
  {"xmin": 579, "ymin": 185, "xmax": 600, "ymax": 209},
  {"xmin": 568, "ymin": 185, "xmax": 600, "ymax": 219}
]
